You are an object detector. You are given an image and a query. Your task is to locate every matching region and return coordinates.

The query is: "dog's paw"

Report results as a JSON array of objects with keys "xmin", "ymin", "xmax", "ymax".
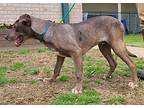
[
  {"xmin": 37, "ymin": 78, "xmax": 49, "ymax": 82},
  {"xmin": 128, "ymin": 82, "xmax": 138, "ymax": 89},
  {"xmin": 72, "ymin": 86, "xmax": 82, "ymax": 94},
  {"xmin": 43, "ymin": 78, "xmax": 49, "ymax": 82}
]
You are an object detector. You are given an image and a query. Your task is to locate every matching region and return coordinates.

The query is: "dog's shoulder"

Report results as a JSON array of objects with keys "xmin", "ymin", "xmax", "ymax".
[{"xmin": 52, "ymin": 23, "xmax": 73, "ymax": 31}]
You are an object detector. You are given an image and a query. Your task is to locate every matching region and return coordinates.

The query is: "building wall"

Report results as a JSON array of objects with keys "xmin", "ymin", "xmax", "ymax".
[
  {"xmin": 69, "ymin": 3, "xmax": 83, "ymax": 23},
  {"xmin": 83, "ymin": 3, "xmax": 137, "ymax": 13},
  {"xmin": 83, "ymin": 3, "xmax": 118, "ymax": 12},
  {"xmin": 0, "ymin": 3, "xmax": 62, "ymax": 24},
  {"xmin": 0, "ymin": 3, "xmax": 82, "ymax": 24},
  {"xmin": 122, "ymin": 3, "xmax": 137, "ymax": 13}
]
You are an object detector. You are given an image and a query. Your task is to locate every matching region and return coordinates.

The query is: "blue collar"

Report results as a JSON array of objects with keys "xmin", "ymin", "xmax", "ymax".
[{"xmin": 39, "ymin": 23, "xmax": 49, "ymax": 42}]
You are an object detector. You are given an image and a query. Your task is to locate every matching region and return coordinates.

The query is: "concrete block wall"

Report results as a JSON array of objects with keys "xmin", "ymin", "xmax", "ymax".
[
  {"xmin": 0, "ymin": 3, "xmax": 82, "ymax": 24},
  {"xmin": 0, "ymin": 3, "xmax": 62, "ymax": 24}
]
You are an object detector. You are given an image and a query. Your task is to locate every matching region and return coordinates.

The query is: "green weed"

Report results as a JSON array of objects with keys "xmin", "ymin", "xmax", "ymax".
[
  {"xmin": 59, "ymin": 75, "xmax": 69, "ymax": 81},
  {"xmin": 18, "ymin": 48, "xmax": 30, "ymax": 55},
  {"xmin": 10, "ymin": 62, "xmax": 25, "ymax": 71},
  {"xmin": 24, "ymin": 67, "xmax": 39, "ymax": 75},
  {"xmin": 106, "ymin": 96, "xmax": 127, "ymax": 105},
  {"xmin": 51, "ymin": 90, "xmax": 102, "ymax": 105}
]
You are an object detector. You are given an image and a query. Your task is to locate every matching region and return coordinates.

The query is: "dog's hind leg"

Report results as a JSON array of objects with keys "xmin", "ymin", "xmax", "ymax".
[
  {"xmin": 98, "ymin": 42, "xmax": 117, "ymax": 79},
  {"xmin": 111, "ymin": 40, "xmax": 138, "ymax": 88},
  {"xmin": 50, "ymin": 55, "xmax": 65, "ymax": 82},
  {"xmin": 71, "ymin": 49, "xmax": 83, "ymax": 94}
]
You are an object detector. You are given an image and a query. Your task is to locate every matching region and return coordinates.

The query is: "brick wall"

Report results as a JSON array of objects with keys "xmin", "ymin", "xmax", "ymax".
[
  {"xmin": 69, "ymin": 3, "xmax": 83, "ymax": 23},
  {"xmin": 0, "ymin": 3, "xmax": 82, "ymax": 24},
  {"xmin": 0, "ymin": 3, "xmax": 62, "ymax": 24}
]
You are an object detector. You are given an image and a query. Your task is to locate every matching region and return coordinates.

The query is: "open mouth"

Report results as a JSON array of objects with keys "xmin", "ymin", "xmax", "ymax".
[{"xmin": 15, "ymin": 35, "xmax": 24, "ymax": 47}]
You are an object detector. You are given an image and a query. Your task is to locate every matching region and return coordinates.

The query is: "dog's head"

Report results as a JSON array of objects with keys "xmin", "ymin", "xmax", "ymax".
[{"xmin": 5, "ymin": 14, "xmax": 33, "ymax": 47}]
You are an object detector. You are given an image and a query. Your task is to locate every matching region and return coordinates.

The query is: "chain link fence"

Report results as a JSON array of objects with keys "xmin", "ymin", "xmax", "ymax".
[{"xmin": 83, "ymin": 12, "xmax": 141, "ymax": 34}]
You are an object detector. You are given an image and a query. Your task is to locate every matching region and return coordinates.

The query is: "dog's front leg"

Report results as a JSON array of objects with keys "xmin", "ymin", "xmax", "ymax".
[
  {"xmin": 71, "ymin": 50, "xmax": 83, "ymax": 94},
  {"xmin": 50, "ymin": 55, "xmax": 65, "ymax": 82}
]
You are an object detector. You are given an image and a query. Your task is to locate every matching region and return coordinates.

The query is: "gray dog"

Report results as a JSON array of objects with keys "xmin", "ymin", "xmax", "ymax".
[{"xmin": 5, "ymin": 14, "xmax": 138, "ymax": 94}]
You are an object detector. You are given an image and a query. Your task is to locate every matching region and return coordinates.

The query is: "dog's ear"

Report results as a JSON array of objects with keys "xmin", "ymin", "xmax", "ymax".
[
  {"xmin": 30, "ymin": 16, "xmax": 47, "ymax": 34},
  {"xmin": 19, "ymin": 14, "xmax": 31, "ymax": 27}
]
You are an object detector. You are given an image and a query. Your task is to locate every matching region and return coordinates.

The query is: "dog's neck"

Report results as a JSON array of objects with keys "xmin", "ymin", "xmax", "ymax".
[{"xmin": 30, "ymin": 16, "xmax": 53, "ymax": 42}]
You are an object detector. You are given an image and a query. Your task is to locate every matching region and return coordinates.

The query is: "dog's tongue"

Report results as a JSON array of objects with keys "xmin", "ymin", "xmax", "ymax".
[{"xmin": 15, "ymin": 36, "xmax": 23, "ymax": 47}]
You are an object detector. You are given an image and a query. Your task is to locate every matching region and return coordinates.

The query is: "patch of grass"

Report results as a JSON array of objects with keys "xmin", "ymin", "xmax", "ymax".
[
  {"xmin": 137, "ymin": 63, "xmax": 144, "ymax": 70},
  {"xmin": 106, "ymin": 96, "xmax": 127, "ymax": 105},
  {"xmin": 8, "ymin": 79, "xmax": 17, "ymax": 84},
  {"xmin": 43, "ymin": 67, "xmax": 52, "ymax": 76},
  {"xmin": 24, "ymin": 67, "xmax": 39, "ymax": 75},
  {"xmin": 18, "ymin": 48, "xmax": 30, "ymax": 55},
  {"xmin": 0, "ymin": 67, "xmax": 17, "ymax": 84},
  {"xmin": 83, "ymin": 55, "xmax": 108, "ymax": 78},
  {"xmin": 10, "ymin": 62, "xmax": 25, "ymax": 71},
  {"xmin": 59, "ymin": 75, "xmax": 69, "ymax": 82},
  {"xmin": 0, "ymin": 77, "xmax": 9, "ymax": 84},
  {"xmin": 51, "ymin": 90, "xmax": 102, "ymax": 105},
  {"xmin": 95, "ymin": 80, "xmax": 101, "ymax": 84},
  {"xmin": 83, "ymin": 80, "xmax": 90, "ymax": 89},
  {"xmin": 62, "ymin": 67, "xmax": 69, "ymax": 73},
  {"xmin": 0, "ymin": 67, "xmax": 9, "ymax": 84},
  {"xmin": 84, "ymin": 79, "xmax": 90, "ymax": 84},
  {"xmin": 124, "ymin": 35, "xmax": 144, "ymax": 47},
  {"xmin": 36, "ymin": 47, "xmax": 49, "ymax": 53},
  {"xmin": 84, "ymin": 64, "xmax": 107, "ymax": 78},
  {"xmin": 31, "ymin": 80, "xmax": 37, "ymax": 84},
  {"xmin": 112, "ymin": 57, "xmax": 144, "ymax": 78},
  {"xmin": 65, "ymin": 58, "xmax": 73, "ymax": 64},
  {"xmin": 115, "ymin": 65, "xmax": 131, "ymax": 77},
  {"xmin": 84, "ymin": 55, "xmax": 95, "ymax": 63},
  {"xmin": 136, "ymin": 58, "xmax": 144, "ymax": 70},
  {"xmin": 0, "ymin": 67, "xmax": 7, "ymax": 76},
  {"xmin": 116, "ymin": 70, "xmax": 130, "ymax": 77}
]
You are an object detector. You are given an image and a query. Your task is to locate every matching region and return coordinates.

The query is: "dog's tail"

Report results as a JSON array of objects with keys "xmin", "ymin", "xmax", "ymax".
[{"xmin": 126, "ymin": 49, "xmax": 137, "ymax": 58}]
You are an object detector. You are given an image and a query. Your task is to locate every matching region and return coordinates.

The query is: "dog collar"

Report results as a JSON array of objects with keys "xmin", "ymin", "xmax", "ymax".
[{"xmin": 39, "ymin": 23, "xmax": 49, "ymax": 42}]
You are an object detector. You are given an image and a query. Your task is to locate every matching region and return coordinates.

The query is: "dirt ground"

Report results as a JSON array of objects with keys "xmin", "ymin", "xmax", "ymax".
[
  {"xmin": 0, "ymin": 46, "xmax": 144, "ymax": 105},
  {"xmin": 127, "ymin": 46, "xmax": 144, "ymax": 58},
  {"xmin": 94, "ymin": 46, "xmax": 144, "ymax": 58}
]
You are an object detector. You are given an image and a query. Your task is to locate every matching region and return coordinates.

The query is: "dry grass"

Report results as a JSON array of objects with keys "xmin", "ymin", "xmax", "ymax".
[{"xmin": 0, "ymin": 47, "xmax": 144, "ymax": 104}]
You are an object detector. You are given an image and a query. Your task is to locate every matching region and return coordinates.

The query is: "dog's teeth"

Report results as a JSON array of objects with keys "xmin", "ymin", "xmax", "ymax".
[
  {"xmin": 15, "ymin": 42, "xmax": 17, "ymax": 45},
  {"xmin": 15, "ymin": 42, "xmax": 18, "ymax": 45}
]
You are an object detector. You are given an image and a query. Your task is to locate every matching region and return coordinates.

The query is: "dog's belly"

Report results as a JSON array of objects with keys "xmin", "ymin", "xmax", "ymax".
[
  {"xmin": 58, "ymin": 51, "xmax": 71, "ymax": 57},
  {"xmin": 57, "ymin": 52, "xmax": 70, "ymax": 57},
  {"xmin": 81, "ymin": 46, "xmax": 96, "ymax": 55}
]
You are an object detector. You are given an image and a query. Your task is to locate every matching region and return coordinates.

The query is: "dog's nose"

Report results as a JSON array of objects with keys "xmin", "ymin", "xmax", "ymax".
[{"xmin": 4, "ymin": 35, "xmax": 8, "ymax": 40}]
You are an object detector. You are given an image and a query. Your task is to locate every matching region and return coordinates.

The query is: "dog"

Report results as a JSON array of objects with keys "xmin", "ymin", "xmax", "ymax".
[{"xmin": 5, "ymin": 14, "xmax": 138, "ymax": 94}]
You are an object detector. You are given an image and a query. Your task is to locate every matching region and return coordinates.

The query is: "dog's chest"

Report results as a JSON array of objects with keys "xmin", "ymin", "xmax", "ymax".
[{"xmin": 44, "ymin": 42, "xmax": 70, "ymax": 57}]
